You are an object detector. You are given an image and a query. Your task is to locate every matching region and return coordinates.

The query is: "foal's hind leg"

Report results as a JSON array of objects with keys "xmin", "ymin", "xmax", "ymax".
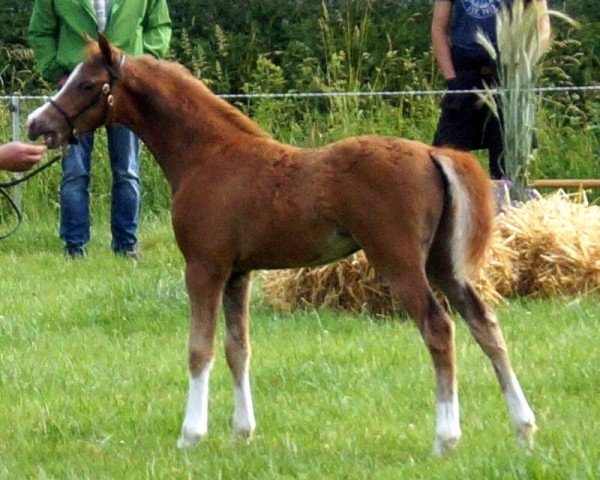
[
  {"xmin": 178, "ymin": 262, "xmax": 227, "ymax": 449},
  {"xmin": 223, "ymin": 271, "xmax": 256, "ymax": 439},
  {"xmin": 437, "ymin": 276, "xmax": 537, "ymax": 447},
  {"xmin": 382, "ymin": 268, "xmax": 462, "ymax": 456}
]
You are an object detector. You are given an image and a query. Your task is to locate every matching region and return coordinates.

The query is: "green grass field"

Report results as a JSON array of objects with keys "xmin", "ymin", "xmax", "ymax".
[{"xmin": 0, "ymin": 217, "xmax": 598, "ymax": 479}]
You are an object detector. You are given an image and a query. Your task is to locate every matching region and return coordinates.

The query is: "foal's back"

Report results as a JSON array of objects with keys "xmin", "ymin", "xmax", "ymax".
[{"xmin": 172, "ymin": 134, "xmax": 444, "ymax": 272}]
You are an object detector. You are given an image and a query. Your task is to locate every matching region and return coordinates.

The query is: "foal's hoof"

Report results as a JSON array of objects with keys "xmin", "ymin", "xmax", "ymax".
[
  {"xmin": 232, "ymin": 426, "xmax": 255, "ymax": 443},
  {"xmin": 433, "ymin": 434, "xmax": 460, "ymax": 457},
  {"xmin": 512, "ymin": 407, "xmax": 537, "ymax": 449},
  {"xmin": 177, "ymin": 429, "xmax": 205, "ymax": 449},
  {"xmin": 516, "ymin": 420, "xmax": 537, "ymax": 449},
  {"xmin": 233, "ymin": 413, "xmax": 256, "ymax": 442}
]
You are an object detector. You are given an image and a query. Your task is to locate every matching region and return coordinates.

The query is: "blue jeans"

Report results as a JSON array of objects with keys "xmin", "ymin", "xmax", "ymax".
[{"xmin": 59, "ymin": 125, "xmax": 141, "ymax": 252}]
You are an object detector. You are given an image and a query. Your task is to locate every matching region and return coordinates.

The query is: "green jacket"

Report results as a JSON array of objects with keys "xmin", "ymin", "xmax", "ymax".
[{"xmin": 29, "ymin": 0, "xmax": 172, "ymax": 83}]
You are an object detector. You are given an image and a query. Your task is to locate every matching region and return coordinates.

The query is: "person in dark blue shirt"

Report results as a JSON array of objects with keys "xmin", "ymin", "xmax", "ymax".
[{"xmin": 431, "ymin": 0, "xmax": 551, "ymax": 180}]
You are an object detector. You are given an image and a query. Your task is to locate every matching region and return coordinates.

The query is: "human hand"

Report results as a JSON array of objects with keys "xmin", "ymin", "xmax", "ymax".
[{"xmin": 0, "ymin": 142, "xmax": 47, "ymax": 172}]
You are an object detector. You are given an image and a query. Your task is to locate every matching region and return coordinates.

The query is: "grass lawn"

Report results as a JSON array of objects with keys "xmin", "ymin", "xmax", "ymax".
[{"xmin": 0, "ymin": 216, "xmax": 598, "ymax": 479}]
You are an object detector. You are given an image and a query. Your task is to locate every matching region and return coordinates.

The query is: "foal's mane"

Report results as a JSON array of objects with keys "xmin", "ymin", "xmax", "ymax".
[{"xmin": 132, "ymin": 55, "xmax": 269, "ymax": 139}]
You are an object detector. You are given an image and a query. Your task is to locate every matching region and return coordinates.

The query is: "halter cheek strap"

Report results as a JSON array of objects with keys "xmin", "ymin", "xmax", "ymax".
[
  {"xmin": 48, "ymin": 98, "xmax": 78, "ymax": 144},
  {"xmin": 48, "ymin": 53, "xmax": 126, "ymax": 144}
]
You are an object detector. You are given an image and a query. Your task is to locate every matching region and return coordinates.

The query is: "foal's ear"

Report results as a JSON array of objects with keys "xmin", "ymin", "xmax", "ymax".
[{"xmin": 98, "ymin": 32, "xmax": 112, "ymax": 64}]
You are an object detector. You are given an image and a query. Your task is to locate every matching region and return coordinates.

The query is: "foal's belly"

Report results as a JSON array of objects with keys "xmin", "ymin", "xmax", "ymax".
[
  {"xmin": 299, "ymin": 230, "xmax": 361, "ymax": 268},
  {"xmin": 236, "ymin": 228, "xmax": 361, "ymax": 271}
]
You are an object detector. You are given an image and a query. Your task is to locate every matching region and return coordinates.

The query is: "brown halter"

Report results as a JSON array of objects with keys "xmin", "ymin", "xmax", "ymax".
[{"xmin": 48, "ymin": 54, "xmax": 125, "ymax": 144}]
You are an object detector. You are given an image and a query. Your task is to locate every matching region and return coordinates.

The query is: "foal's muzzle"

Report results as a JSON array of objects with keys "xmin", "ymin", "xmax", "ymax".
[{"xmin": 27, "ymin": 114, "xmax": 67, "ymax": 150}]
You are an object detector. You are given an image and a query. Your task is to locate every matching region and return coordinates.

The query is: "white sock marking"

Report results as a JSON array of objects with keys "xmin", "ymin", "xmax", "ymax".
[
  {"xmin": 433, "ymin": 392, "xmax": 461, "ymax": 455},
  {"xmin": 504, "ymin": 371, "xmax": 536, "ymax": 430},
  {"xmin": 233, "ymin": 369, "xmax": 256, "ymax": 436},
  {"xmin": 181, "ymin": 361, "xmax": 212, "ymax": 439}
]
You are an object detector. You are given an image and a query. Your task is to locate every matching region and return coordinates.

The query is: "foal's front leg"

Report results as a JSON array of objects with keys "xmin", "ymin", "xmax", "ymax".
[
  {"xmin": 223, "ymin": 271, "xmax": 256, "ymax": 439},
  {"xmin": 178, "ymin": 262, "xmax": 226, "ymax": 449}
]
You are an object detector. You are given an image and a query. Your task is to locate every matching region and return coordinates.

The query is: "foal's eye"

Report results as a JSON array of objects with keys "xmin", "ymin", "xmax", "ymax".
[{"xmin": 79, "ymin": 81, "xmax": 95, "ymax": 92}]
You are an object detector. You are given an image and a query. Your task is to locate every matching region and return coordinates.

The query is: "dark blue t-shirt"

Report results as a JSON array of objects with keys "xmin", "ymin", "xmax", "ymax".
[{"xmin": 448, "ymin": 0, "xmax": 515, "ymax": 53}]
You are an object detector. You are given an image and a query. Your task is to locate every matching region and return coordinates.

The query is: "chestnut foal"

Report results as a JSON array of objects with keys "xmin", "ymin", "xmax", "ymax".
[{"xmin": 27, "ymin": 35, "xmax": 536, "ymax": 455}]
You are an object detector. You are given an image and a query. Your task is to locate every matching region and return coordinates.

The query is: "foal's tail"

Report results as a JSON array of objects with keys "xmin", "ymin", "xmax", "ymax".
[{"xmin": 429, "ymin": 148, "xmax": 495, "ymax": 280}]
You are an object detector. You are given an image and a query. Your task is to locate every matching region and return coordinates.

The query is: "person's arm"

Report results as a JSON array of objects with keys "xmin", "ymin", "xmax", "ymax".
[
  {"xmin": 141, "ymin": 0, "xmax": 172, "ymax": 59},
  {"xmin": 536, "ymin": 0, "xmax": 552, "ymax": 53},
  {"xmin": 0, "ymin": 142, "xmax": 47, "ymax": 172},
  {"xmin": 28, "ymin": 0, "xmax": 64, "ymax": 83},
  {"xmin": 431, "ymin": 0, "xmax": 456, "ymax": 82}
]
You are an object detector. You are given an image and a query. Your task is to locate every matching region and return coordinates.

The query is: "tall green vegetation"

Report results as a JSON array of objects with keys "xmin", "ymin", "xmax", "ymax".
[
  {"xmin": 0, "ymin": 0, "xmax": 598, "ymax": 223},
  {"xmin": 477, "ymin": 2, "xmax": 580, "ymax": 200}
]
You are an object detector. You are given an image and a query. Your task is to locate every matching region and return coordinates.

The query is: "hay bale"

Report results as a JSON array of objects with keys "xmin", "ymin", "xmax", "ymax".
[
  {"xmin": 484, "ymin": 191, "xmax": 600, "ymax": 298},
  {"xmin": 261, "ymin": 192, "xmax": 599, "ymax": 315},
  {"xmin": 260, "ymin": 252, "xmax": 397, "ymax": 316}
]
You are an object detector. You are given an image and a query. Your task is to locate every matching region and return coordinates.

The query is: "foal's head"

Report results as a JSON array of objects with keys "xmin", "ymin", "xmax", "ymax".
[{"xmin": 27, "ymin": 34, "xmax": 123, "ymax": 148}]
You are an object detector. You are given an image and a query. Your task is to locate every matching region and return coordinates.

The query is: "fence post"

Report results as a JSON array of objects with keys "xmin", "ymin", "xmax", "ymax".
[{"xmin": 9, "ymin": 96, "xmax": 22, "ymax": 209}]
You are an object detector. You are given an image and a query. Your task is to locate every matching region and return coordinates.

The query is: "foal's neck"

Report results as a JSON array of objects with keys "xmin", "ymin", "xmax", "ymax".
[{"xmin": 112, "ymin": 55, "xmax": 267, "ymax": 191}]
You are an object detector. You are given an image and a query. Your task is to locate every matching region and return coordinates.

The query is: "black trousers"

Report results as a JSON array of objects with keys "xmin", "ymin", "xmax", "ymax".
[
  {"xmin": 432, "ymin": 46, "xmax": 505, "ymax": 179},
  {"xmin": 432, "ymin": 65, "xmax": 505, "ymax": 179},
  {"xmin": 433, "ymin": 98, "xmax": 505, "ymax": 179}
]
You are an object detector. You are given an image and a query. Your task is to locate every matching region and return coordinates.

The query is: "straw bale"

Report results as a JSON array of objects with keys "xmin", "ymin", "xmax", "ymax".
[{"xmin": 261, "ymin": 192, "xmax": 600, "ymax": 315}]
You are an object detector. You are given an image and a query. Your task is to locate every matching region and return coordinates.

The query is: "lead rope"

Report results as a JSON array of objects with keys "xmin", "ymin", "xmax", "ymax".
[{"xmin": 0, "ymin": 147, "xmax": 67, "ymax": 240}]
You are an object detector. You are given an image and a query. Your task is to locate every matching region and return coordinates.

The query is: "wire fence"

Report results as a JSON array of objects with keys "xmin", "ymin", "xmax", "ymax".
[
  {"xmin": 1, "ymin": 83, "xmax": 599, "ymax": 102},
  {"xmin": 1, "ymin": 83, "xmax": 598, "ymax": 206}
]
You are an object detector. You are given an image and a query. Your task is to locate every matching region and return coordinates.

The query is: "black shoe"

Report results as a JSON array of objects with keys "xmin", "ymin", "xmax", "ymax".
[
  {"xmin": 114, "ymin": 246, "xmax": 140, "ymax": 260},
  {"xmin": 64, "ymin": 245, "xmax": 86, "ymax": 260}
]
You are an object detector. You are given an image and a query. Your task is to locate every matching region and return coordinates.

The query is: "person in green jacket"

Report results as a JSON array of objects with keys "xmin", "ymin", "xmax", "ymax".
[{"xmin": 29, "ymin": 0, "xmax": 172, "ymax": 259}]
